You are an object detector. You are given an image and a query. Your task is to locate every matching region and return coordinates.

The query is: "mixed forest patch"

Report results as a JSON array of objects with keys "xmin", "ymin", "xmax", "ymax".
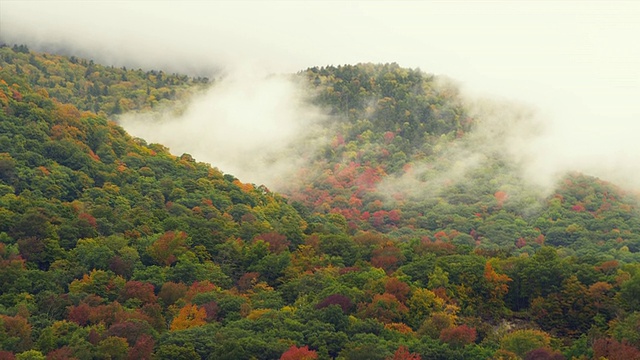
[{"xmin": 1, "ymin": 45, "xmax": 640, "ymax": 359}]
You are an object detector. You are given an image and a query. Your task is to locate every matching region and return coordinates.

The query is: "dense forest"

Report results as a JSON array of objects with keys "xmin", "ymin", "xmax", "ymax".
[{"xmin": 1, "ymin": 44, "xmax": 640, "ymax": 360}]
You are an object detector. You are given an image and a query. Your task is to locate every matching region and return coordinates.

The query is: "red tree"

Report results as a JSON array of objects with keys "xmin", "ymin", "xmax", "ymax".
[
  {"xmin": 255, "ymin": 232, "xmax": 290, "ymax": 253},
  {"xmin": 371, "ymin": 242, "xmax": 403, "ymax": 273},
  {"xmin": 494, "ymin": 191, "xmax": 508, "ymax": 207},
  {"xmin": 67, "ymin": 303, "xmax": 91, "ymax": 326},
  {"xmin": 47, "ymin": 346, "xmax": 78, "ymax": 360},
  {"xmin": 362, "ymin": 293, "xmax": 408, "ymax": 323},
  {"xmin": 119, "ymin": 281, "xmax": 157, "ymax": 304},
  {"xmin": 593, "ymin": 338, "xmax": 640, "ymax": 360},
  {"xmin": 0, "ymin": 352, "xmax": 15, "ymax": 360},
  {"xmin": 387, "ymin": 346, "xmax": 421, "ymax": 360},
  {"xmin": 316, "ymin": 294, "xmax": 353, "ymax": 313},
  {"xmin": 127, "ymin": 334, "xmax": 155, "ymax": 360},
  {"xmin": 237, "ymin": 272, "xmax": 260, "ymax": 291},
  {"xmin": 280, "ymin": 345, "xmax": 318, "ymax": 360},
  {"xmin": 202, "ymin": 301, "xmax": 220, "ymax": 322},
  {"xmin": 88, "ymin": 328, "xmax": 102, "ymax": 345},
  {"xmin": 384, "ymin": 278, "xmax": 411, "ymax": 303},
  {"xmin": 439, "ymin": 324, "xmax": 476, "ymax": 348},
  {"xmin": 184, "ymin": 280, "xmax": 217, "ymax": 301}
]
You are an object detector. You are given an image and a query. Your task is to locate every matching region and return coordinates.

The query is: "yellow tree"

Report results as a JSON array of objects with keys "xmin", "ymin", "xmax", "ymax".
[
  {"xmin": 170, "ymin": 304, "xmax": 206, "ymax": 331},
  {"xmin": 406, "ymin": 288, "xmax": 445, "ymax": 329},
  {"xmin": 500, "ymin": 329, "xmax": 551, "ymax": 358},
  {"xmin": 481, "ymin": 262, "xmax": 511, "ymax": 317}
]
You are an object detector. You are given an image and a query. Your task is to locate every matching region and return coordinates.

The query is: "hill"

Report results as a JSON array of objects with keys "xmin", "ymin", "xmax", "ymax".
[
  {"xmin": 0, "ymin": 45, "xmax": 640, "ymax": 359},
  {"xmin": 0, "ymin": 44, "xmax": 209, "ymax": 116},
  {"xmin": 289, "ymin": 63, "xmax": 640, "ymax": 259}
]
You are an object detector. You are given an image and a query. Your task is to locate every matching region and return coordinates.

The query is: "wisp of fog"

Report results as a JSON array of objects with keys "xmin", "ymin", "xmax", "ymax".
[{"xmin": 118, "ymin": 72, "xmax": 328, "ymax": 188}]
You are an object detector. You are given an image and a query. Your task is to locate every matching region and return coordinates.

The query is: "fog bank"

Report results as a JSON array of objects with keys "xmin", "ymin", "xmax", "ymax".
[
  {"xmin": 118, "ymin": 73, "xmax": 327, "ymax": 187},
  {"xmin": 1, "ymin": 1, "xmax": 639, "ymax": 190}
]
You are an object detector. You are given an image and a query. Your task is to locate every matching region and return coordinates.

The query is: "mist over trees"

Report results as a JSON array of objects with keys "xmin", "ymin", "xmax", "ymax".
[{"xmin": 1, "ymin": 45, "xmax": 640, "ymax": 360}]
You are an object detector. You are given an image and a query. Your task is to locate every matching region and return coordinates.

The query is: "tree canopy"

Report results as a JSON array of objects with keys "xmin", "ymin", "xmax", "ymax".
[{"xmin": 0, "ymin": 44, "xmax": 639, "ymax": 359}]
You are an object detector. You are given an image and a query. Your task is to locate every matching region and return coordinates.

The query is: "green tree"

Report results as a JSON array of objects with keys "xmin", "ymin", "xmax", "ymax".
[
  {"xmin": 620, "ymin": 273, "xmax": 640, "ymax": 311},
  {"xmin": 15, "ymin": 350, "xmax": 45, "ymax": 360},
  {"xmin": 500, "ymin": 329, "xmax": 551, "ymax": 358}
]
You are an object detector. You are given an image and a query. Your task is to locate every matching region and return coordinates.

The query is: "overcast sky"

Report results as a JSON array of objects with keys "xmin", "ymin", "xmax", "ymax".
[{"xmin": 1, "ymin": 1, "xmax": 639, "ymax": 188}]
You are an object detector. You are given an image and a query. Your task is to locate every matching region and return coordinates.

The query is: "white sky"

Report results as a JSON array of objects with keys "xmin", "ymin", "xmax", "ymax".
[{"xmin": 1, "ymin": 1, "xmax": 639, "ymax": 188}]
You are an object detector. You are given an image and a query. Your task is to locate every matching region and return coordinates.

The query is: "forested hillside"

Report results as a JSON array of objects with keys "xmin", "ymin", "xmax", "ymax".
[
  {"xmin": 1, "ymin": 45, "xmax": 640, "ymax": 360},
  {"xmin": 292, "ymin": 64, "xmax": 640, "ymax": 260},
  {"xmin": 0, "ymin": 44, "xmax": 209, "ymax": 116}
]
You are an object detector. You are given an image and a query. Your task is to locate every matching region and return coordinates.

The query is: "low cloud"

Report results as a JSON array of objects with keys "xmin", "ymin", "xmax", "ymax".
[
  {"xmin": 378, "ymin": 75, "xmax": 640, "ymax": 210},
  {"xmin": 2, "ymin": 1, "xmax": 639, "ymax": 195},
  {"xmin": 377, "ymin": 90, "xmax": 551, "ymax": 208},
  {"xmin": 118, "ymin": 71, "xmax": 328, "ymax": 188}
]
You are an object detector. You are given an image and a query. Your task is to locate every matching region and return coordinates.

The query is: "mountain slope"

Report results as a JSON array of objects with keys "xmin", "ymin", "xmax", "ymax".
[
  {"xmin": 287, "ymin": 63, "xmax": 640, "ymax": 261},
  {"xmin": 0, "ymin": 44, "xmax": 209, "ymax": 116},
  {"xmin": 1, "ymin": 46, "xmax": 640, "ymax": 360}
]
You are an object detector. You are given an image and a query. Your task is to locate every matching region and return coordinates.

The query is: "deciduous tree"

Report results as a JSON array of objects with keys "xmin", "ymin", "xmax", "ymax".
[
  {"xmin": 280, "ymin": 345, "xmax": 318, "ymax": 360},
  {"xmin": 170, "ymin": 304, "xmax": 206, "ymax": 331}
]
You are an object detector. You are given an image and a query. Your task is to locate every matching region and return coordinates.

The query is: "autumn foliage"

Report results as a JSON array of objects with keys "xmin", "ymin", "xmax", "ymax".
[
  {"xmin": 387, "ymin": 346, "xmax": 421, "ymax": 360},
  {"xmin": 316, "ymin": 294, "xmax": 354, "ymax": 313},
  {"xmin": 280, "ymin": 345, "xmax": 319, "ymax": 360},
  {"xmin": 593, "ymin": 338, "xmax": 640, "ymax": 360},
  {"xmin": 169, "ymin": 304, "xmax": 207, "ymax": 331},
  {"xmin": 2, "ymin": 47, "xmax": 640, "ymax": 360},
  {"xmin": 439, "ymin": 324, "xmax": 477, "ymax": 348},
  {"xmin": 147, "ymin": 231, "xmax": 188, "ymax": 266}
]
